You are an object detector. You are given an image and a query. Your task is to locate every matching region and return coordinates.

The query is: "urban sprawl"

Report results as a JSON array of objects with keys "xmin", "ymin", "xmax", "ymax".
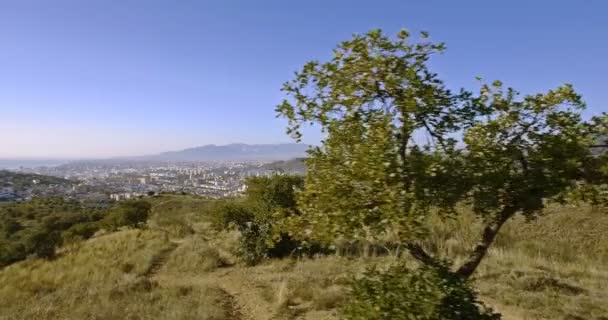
[{"xmin": 1, "ymin": 160, "xmax": 302, "ymax": 202}]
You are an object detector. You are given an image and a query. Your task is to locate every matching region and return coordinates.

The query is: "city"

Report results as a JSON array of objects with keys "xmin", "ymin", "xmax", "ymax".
[{"xmin": 1, "ymin": 158, "xmax": 305, "ymax": 202}]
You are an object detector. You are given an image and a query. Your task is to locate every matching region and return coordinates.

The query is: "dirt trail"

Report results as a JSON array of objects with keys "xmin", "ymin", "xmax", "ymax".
[
  {"xmin": 217, "ymin": 286, "xmax": 244, "ymax": 320},
  {"xmin": 209, "ymin": 268, "xmax": 279, "ymax": 320},
  {"xmin": 145, "ymin": 238, "xmax": 263, "ymax": 320},
  {"xmin": 153, "ymin": 270, "xmax": 278, "ymax": 320},
  {"xmin": 142, "ymin": 241, "xmax": 179, "ymax": 277}
]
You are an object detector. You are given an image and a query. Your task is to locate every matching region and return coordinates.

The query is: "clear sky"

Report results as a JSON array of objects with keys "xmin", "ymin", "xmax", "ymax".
[{"xmin": 1, "ymin": 0, "xmax": 606, "ymax": 158}]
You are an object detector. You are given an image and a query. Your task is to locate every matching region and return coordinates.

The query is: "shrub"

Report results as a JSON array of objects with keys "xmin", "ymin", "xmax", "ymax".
[
  {"xmin": 209, "ymin": 176, "xmax": 328, "ymax": 265},
  {"xmin": 21, "ymin": 228, "xmax": 61, "ymax": 259},
  {"xmin": 342, "ymin": 263, "xmax": 500, "ymax": 320},
  {"xmin": 1, "ymin": 217, "xmax": 24, "ymax": 237},
  {"xmin": 103, "ymin": 200, "xmax": 151, "ymax": 230},
  {"xmin": 0, "ymin": 241, "xmax": 26, "ymax": 266},
  {"xmin": 210, "ymin": 200, "xmax": 254, "ymax": 230},
  {"xmin": 62, "ymin": 222, "xmax": 100, "ymax": 242},
  {"xmin": 231, "ymin": 219, "xmax": 266, "ymax": 265}
]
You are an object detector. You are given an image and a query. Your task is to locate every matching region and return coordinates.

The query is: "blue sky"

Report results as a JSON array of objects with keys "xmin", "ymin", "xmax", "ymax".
[{"xmin": 1, "ymin": 0, "xmax": 606, "ymax": 158}]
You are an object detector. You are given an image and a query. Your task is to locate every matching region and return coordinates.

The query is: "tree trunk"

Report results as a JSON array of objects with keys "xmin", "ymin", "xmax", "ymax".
[
  {"xmin": 455, "ymin": 206, "xmax": 517, "ymax": 279},
  {"xmin": 404, "ymin": 242, "xmax": 442, "ymax": 269}
]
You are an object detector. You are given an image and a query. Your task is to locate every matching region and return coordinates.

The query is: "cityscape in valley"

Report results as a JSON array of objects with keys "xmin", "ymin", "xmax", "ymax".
[{"xmin": 0, "ymin": 143, "xmax": 307, "ymax": 202}]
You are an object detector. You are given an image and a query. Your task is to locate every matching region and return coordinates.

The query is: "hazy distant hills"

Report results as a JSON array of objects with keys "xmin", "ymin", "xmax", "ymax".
[{"xmin": 141, "ymin": 143, "xmax": 310, "ymax": 162}]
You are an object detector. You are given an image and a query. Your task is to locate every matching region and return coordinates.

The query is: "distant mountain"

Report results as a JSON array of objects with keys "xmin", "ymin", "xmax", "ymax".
[{"xmin": 143, "ymin": 143, "xmax": 310, "ymax": 161}]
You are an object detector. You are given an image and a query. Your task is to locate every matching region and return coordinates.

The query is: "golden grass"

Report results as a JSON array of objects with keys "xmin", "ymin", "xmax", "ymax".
[
  {"xmin": 0, "ymin": 229, "xmax": 232, "ymax": 320},
  {"xmin": 1, "ymin": 196, "xmax": 607, "ymax": 320}
]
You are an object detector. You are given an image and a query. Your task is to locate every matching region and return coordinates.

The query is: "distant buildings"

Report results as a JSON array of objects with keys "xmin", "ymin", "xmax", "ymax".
[{"xmin": 4, "ymin": 159, "xmax": 303, "ymax": 202}]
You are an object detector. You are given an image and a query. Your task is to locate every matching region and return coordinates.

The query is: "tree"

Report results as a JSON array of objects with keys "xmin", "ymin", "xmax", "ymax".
[{"xmin": 276, "ymin": 29, "xmax": 608, "ymax": 279}]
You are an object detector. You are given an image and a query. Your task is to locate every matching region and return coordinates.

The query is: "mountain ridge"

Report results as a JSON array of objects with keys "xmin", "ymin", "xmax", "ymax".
[{"xmin": 138, "ymin": 143, "xmax": 310, "ymax": 161}]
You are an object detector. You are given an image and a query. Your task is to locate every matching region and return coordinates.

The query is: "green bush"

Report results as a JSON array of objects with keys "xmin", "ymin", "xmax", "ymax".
[
  {"xmin": 20, "ymin": 228, "xmax": 61, "ymax": 259},
  {"xmin": 209, "ymin": 200, "xmax": 254, "ymax": 230},
  {"xmin": 1, "ymin": 217, "xmax": 24, "ymax": 237},
  {"xmin": 207, "ymin": 176, "xmax": 328, "ymax": 265},
  {"xmin": 236, "ymin": 220, "xmax": 272, "ymax": 265},
  {"xmin": 0, "ymin": 241, "xmax": 26, "ymax": 266},
  {"xmin": 235, "ymin": 214, "xmax": 330, "ymax": 265},
  {"xmin": 342, "ymin": 263, "xmax": 500, "ymax": 320},
  {"xmin": 103, "ymin": 200, "xmax": 151, "ymax": 230},
  {"xmin": 62, "ymin": 222, "xmax": 100, "ymax": 242}
]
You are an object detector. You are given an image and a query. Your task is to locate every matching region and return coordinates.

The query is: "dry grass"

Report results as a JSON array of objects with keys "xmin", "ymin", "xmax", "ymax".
[
  {"xmin": 161, "ymin": 235, "xmax": 234, "ymax": 274},
  {"xmin": 421, "ymin": 205, "xmax": 608, "ymax": 320},
  {"xmin": 475, "ymin": 248, "xmax": 608, "ymax": 319},
  {"xmin": 1, "ymin": 196, "xmax": 607, "ymax": 320},
  {"xmin": 0, "ymin": 229, "xmax": 232, "ymax": 320}
]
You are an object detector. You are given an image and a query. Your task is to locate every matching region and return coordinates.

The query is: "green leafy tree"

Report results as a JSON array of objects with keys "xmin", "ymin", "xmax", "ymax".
[{"xmin": 277, "ymin": 29, "xmax": 608, "ymax": 279}]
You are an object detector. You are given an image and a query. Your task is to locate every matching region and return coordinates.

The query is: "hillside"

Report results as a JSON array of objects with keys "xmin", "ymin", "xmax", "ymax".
[
  {"xmin": 0, "ymin": 170, "xmax": 72, "ymax": 190},
  {"xmin": 1, "ymin": 195, "xmax": 607, "ymax": 320},
  {"xmin": 0, "ymin": 170, "xmax": 74, "ymax": 201}
]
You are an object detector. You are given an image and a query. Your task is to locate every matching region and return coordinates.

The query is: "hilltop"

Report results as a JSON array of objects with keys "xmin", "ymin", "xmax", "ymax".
[{"xmin": 1, "ymin": 194, "xmax": 607, "ymax": 320}]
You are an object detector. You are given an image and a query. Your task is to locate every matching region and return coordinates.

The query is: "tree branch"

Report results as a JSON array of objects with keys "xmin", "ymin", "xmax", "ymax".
[
  {"xmin": 404, "ymin": 242, "xmax": 443, "ymax": 269},
  {"xmin": 422, "ymin": 120, "xmax": 447, "ymax": 150}
]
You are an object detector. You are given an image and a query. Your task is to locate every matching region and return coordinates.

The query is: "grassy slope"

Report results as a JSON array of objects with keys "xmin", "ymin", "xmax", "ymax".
[{"xmin": 1, "ymin": 195, "xmax": 607, "ymax": 320}]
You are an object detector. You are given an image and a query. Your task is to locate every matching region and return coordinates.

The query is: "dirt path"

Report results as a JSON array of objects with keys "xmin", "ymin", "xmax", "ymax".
[
  {"xmin": 142, "ymin": 241, "xmax": 179, "ymax": 277},
  {"xmin": 144, "ymin": 238, "xmax": 256, "ymax": 319},
  {"xmin": 153, "ymin": 270, "xmax": 278, "ymax": 320},
  {"xmin": 217, "ymin": 286, "xmax": 244, "ymax": 320},
  {"xmin": 209, "ymin": 269, "xmax": 279, "ymax": 320}
]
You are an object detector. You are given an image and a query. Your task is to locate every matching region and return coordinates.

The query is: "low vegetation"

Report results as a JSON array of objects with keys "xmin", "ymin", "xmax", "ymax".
[
  {"xmin": 1, "ymin": 193, "xmax": 607, "ymax": 320},
  {"xmin": 0, "ymin": 198, "xmax": 151, "ymax": 267}
]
